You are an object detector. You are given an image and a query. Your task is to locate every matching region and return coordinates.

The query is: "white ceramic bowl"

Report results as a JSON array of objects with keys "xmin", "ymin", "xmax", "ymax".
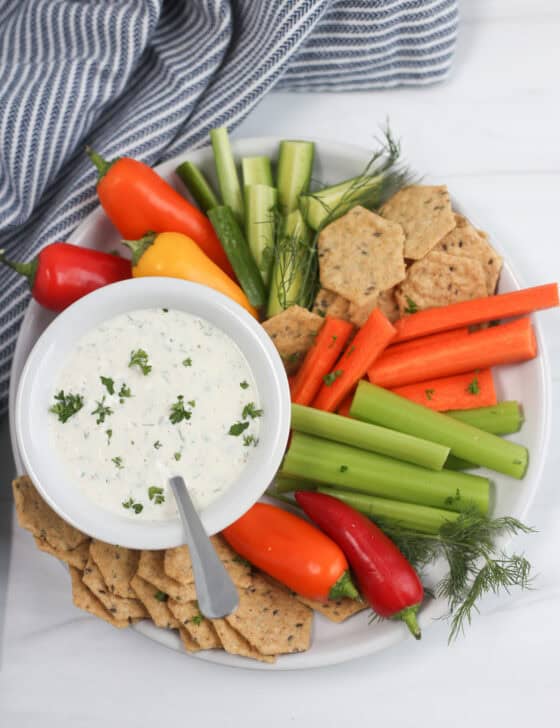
[{"xmin": 15, "ymin": 277, "xmax": 291, "ymax": 549}]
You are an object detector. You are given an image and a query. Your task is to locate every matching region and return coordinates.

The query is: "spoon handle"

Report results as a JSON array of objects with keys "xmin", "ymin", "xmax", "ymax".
[{"xmin": 169, "ymin": 476, "xmax": 239, "ymax": 619}]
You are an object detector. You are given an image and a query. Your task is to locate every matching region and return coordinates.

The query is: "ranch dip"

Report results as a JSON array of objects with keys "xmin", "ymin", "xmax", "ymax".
[{"xmin": 48, "ymin": 308, "xmax": 262, "ymax": 520}]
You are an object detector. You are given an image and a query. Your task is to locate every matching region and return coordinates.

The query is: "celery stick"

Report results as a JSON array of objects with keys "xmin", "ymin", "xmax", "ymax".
[
  {"xmin": 351, "ymin": 382, "xmax": 528, "ymax": 479},
  {"xmin": 210, "ymin": 127, "xmax": 244, "ymax": 224},
  {"xmin": 445, "ymin": 454, "xmax": 479, "ymax": 471},
  {"xmin": 276, "ymin": 141, "xmax": 314, "ymax": 215},
  {"xmin": 175, "ymin": 161, "xmax": 219, "ymax": 212},
  {"xmin": 291, "ymin": 403, "xmax": 449, "ymax": 471},
  {"xmin": 317, "ymin": 487, "xmax": 460, "ymax": 534},
  {"xmin": 267, "ymin": 210, "xmax": 311, "ymax": 317},
  {"xmin": 447, "ymin": 401, "xmax": 523, "ymax": 435},
  {"xmin": 244, "ymin": 184, "xmax": 277, "ymax": 285},
  {"xmin": 283, "ymin": 432, "xmax": 490, "ymax": 514},
  {"xmin": 242, "ymin": 156, "xmax": 273, "ymax": 187},
  {"xmin": 274, "ymin": 474, "xmax": 315, "ymax": 494}
]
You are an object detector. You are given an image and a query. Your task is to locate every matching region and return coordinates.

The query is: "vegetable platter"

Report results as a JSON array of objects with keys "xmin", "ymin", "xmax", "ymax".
[{"xmin": 8, "ymin": 136, "xmax": 553, "ymax": 670}]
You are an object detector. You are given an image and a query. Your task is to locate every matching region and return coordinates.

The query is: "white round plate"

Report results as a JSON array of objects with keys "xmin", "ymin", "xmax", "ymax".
[{"xmin": 9, "ymin": 137, "xmax": 551, "ymax": 670}]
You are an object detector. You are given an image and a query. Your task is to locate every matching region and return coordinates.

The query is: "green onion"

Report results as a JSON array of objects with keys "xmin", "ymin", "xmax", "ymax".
[
  {"xmin": 282, "ymin": 432, "xmax": 490, "ymax": 514},
  {"xmin": 242, "ymin": 156, "xmax": 273, "ymax": 187},
  {"xmin": 210, "ymin": 127, "xmax": 244, "ymax": 224},
  {"xmin": 291, "ymin": 403, "xmax": 449, "ymax": 471},
  {"xmin": 316, "ymin": 487, "xmax": 460, "ymax": 534},
  {"xmin": 244, "ymin": 184, "xmax": 277, "ymax": 285},
  {"xmin": 175, "ymin": 161, "xmax": 219, "ymax": 212},
  {"xmin": 350, "ymin": 382, "xmax": 528, "ymax": 479}
]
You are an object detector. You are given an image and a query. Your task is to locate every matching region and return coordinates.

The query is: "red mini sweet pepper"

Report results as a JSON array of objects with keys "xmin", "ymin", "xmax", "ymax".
[
  {"xmin": 295, "ymin": 490, "xmax": 424, "ymax": 639},
  {"xmin": 0, "ymin": 242, "xmax": 131, "ymax": 311}
]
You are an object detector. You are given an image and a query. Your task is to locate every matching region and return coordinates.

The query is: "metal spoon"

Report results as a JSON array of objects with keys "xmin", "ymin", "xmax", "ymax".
[{"xmin": 169, "ymin": 476, "xmax": 239, "ymax": 619}]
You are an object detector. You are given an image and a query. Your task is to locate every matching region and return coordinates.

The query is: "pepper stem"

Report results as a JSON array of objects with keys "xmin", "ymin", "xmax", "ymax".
[
  {"xmin": 122, "ymin": 233, "xmax": 157, "ymax": 267},
  {"xmin": 85, "ymin": 146, "xmax": 117, "ymax": 181},
  {"xmin": 329, "ymin": 570, "xmax": 360, "ymax": 600},
  {"xmin": 0, "ymin": 249, "xmax": 38, "ymax": 289},
  {"xmin": 394, "ymin": 605, "xmax": 422, "ymax": 640}
]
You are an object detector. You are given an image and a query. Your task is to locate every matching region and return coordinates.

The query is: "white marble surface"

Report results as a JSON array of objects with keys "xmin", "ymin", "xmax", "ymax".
[{"xmin": 1, "ymin": 1, "xmax": 559, "ymax": 725}]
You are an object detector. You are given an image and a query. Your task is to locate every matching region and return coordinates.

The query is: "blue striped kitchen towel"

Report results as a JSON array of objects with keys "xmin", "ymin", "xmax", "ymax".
[{"xmin": 0, "ymin": 0, "xmax": 458, "ymax": 414}]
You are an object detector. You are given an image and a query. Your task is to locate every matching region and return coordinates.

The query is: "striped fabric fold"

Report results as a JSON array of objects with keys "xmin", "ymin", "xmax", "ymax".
[{"xmin": 0, "ymin": 0, "xmax": 458, "ymax": 413}]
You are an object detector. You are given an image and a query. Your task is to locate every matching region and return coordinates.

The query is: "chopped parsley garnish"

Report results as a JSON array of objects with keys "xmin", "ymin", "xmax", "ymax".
[
  {"xmin": 466, "ymin": 377, "xmax": 480, "ymax": 395},
  {"xmin": 232, "ymin": 554, "xmax": 251, "ymax": 567},
  {"xmin": 188, "ymin": 399, "xmax": 196, "ymax": 408},
  {"xmin": 173, "ymin": 452, "xmax": 182, "ymax": 461},
  {"xmin": 106, "ymin": 429, "xmax": 113, "ymax": 445},
  {"xmin": 148, "ymin": 486, "xmax": 165, "ymax": 504},
  {"xmin": 162, "ymin": 308, "xmax": 169, "ymax": 313},
  {"xmin": 240, "ymin": 380, "xmax": 249, "ymax": 389},
  {"xmin": 182, "ymin": 357, "xmax": 192, "ymax": 367},
  {"xmin": 242, "ymin": 402, "xmax": 263, "ymax": 420},
  {"xmin": 404, "ymin": 296, "xmax": 418, "ymax": 314},
  {"xmin": 328, "ymin": 335, "xmax": 338, "ymax": 349},
  {"xmin": 340, "ymin": 465, "xmax": 348, "ymax": 473},
  {"xmin": 229, "ymin": 421, "xmax": 250, "ymax": 437},
  {"xmin": 91, "ymin": 396, "xmax": 113, "ymax": 425},
  {"xmin": 243, "ymin": 434, "xmax": 259, "ymax": 447},
  {"xmin": 112, "ymin": 456, "xmax": 124, "ymax": 469},
  {"xmin": 128, "ymin": 349, "xmax": 152, "ymax": 375},
  {"xmin": 346, "ymin": 345, "xmax": 356, "ymax": 358},
  {"xmin": 118, "ymin": 383, "xmax": 132, "ymax": 402},
  {"xmin": 154, "ymin": 590, "xmax": 168, "ymax": 602},
  {"xmin": 100, "ymin": 376, "xmax": 115, "ymax": 395},
  {"xmin": 153, "ymin": 440, "xmax": 162, "ymax": 450},
  {"xmin": 425, "ymin": 388, "xmax": 435, "ymax": 401},
  {"xmin": 122, "ymin": 497, "xmax": 143, "ymax": 514},
  {"xmin": 287, "ymin": 352, "xmax": 301, "ymax": 364},
  {"xmin": 191, "ymin": 614, "xmax": 204, "ymax": 626},
  {"xmin": 49, "ymin": 390, "xmax": 84, "ymax": 423},
  {"xmin": 323, "ymin": 369, "xmax": 343, "ymax": 386},
  {"xmin": 169, "ymin": 395, "xmax": 193, "ymax": 424}
]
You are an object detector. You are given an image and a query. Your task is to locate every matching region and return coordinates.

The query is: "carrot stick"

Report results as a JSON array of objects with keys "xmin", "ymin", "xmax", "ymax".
[
  {"xmin": 393, "ymin": 283, "xmax": 558, "ymax": 343},
  {"xmin": 337, "ymin": 392, "xmax": 355, "ymax": 417},
  {"xmin": 291, "ymin": 317, "xmax": 354, "ymax": 406},
  {"xmin": 313, "ymin": 309, "xmax": 396, "ymax": 412},
  {"xmin": 369, "ymin": 317, "xmax": 537, "ymax": 388},
  {"xmin": 386, "ymin": 327, "xmax": 471, "ymax": 356},
  {"xmin": 391, "ymin": 369, "xmax": 497, "ymax": 411}
]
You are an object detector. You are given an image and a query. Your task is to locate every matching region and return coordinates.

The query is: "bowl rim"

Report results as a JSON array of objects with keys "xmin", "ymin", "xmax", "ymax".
[{"xmin": 14, "ymin": 276, "xmax": 291, "ymax": 549}]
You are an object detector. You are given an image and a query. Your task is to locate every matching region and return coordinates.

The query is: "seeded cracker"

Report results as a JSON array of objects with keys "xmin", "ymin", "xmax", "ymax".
[
  {"xmin": 226, "ymin": 573, "xmax": 312, "ymax": 656},
  {"xmin": 212, "ymin": 618, "xmax": 275, "ymax": 664},
  {"xmin": 178, "ymin": 627, "xmax": 201, "ymax": 653},
  {"xmin": 262, "ymin": 305, "xmax": 324, "ymax": 374},
  {"xmin": 312, "ymin": 288, "xmax": 352, "ymax": 321},
  {"xmin": 89, "ymin": 540, "xmax": 139, "ymax": 599},
  {"xmin": 295, "ymin": 596, "xmax": 367, "ymax": 623},
  {"xmin": 381, "ymin": 185, "xmax": 456, "ymax": 260},
  {"xmin": 164, "ymin": 536, "xmax": 252, "ymax": 588},
  {"xmin": 395, "ymin": 251, "xmax": 488, "ymax": 315},
  {"xmin": 137, "ymin": 550, "xmax": 197, "ymax": 602},
  {"xmin": 130, "ymin": 574, "xmax": 181, "ymax": 629},
  {"xmin": 168, "ymin": 600, "xmax": 221, "ymax": 649},
  {"xmin": 12, "ymin": 476, "xmax": 88, "ymax": 551},
  {"xmin": 82, "ymin": 555, "xmax": 148, "ymax": 621},
  {"xmin": 435, "ymin": 214, "xmax": 503, "ymax": 295},
  {"xmin": 317, "ymin": 206, "xmax": 406, "ymax": 308},
  {"xmin": 34, "ymin": 536, "xmax": 90, "ymax": 570},
  {"xmin": 69, "ymin": 566, "xmax": 129, "ymax": 628}
]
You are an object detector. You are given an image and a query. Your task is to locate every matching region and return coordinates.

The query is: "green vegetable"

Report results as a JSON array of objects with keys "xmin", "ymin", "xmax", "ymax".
[
  {"xmin": 316, "ymin": 487, "xmax": 460, "ymax": 534},
  {"xmin": 323, "ymin": 369, "xmax": 342, "ymax": 386},
  {"xmin": 242, "ymin": 402, "xmax": 263, "ymax": 420},
  {"xmin": 118, "ymin": 383, "xmax": 132, "ymax": 401},
  {"xmin": 91, "ymin": 396, "xmax": 113, "ymax": 425},
  {"xmin": 105, "ymin": 429, "xmax": 112, "ymax": 445},
  {"xmin": 404, "ymin": 296, "xmax": 418, "ymax": 314},
  {"xmin": 175, "ymin": 161, "xmax": 219, "ymax": 212},
  {"xmin": 243, "ymin": 434, "xmax": 259, "ymax": 447},
  {"xmin": 283, "ymin": 432, "xmax": 489, "ymax": 514},
  {"xmin": 174, "ymin": 452, "xmax": 182, "ymax": 461},
  {"xmin": 128, "ymin": 349, "xmax": 151, "ymax": 375},
  {"xmin": 100, "ymin": 376, "xmax": 115, "ymax": 395},
  {"xmin": 445, "ymin": 454, "xmax": 479, "ymax": 471},
  {"xmin": 229, "ymin": 421, "xmax": 250, "ymax": 436},
  {"xmin": 153, "ymin": 441, "xmax": 162, "ymax": 450},
  {"xmin": 112, "ymin": 456, "xmax": 124, "ymax": 469},
  {"xmin": 169, "ymin": 395, "xmax": 193, "ymax": 424},
  {"xmin": 267, "ymin": 209, "xmax": 313, "ymax": 317},
  {"xmin": 148, "ymin": 486, "xmax": 165, "ymax": 504},
  {"xmin": 466, "ymin": 376, "xmax": 480, "ymax": 395},
  {"xmin": 208, "ymin": 205, "xmax": 267, "ymax": 308},
  {"xmin": 447, "ymin": 401, "xmax": 523, "ymax": 435},
  {"xmin": 242, "ymin": 156, "xmax": 273, "ymax": 187},
  {"xmin": 350, "ymin": 382, "xmax": 528, "ymax": 479},
  {"xmin": 154, "ymin": 590, "xmax": 168, "ymax": 602},
  {"xmin": 49, "ymin": 390, "xmax": 84, "ymax": 423},
  {"xmin": 276, "ymin": 140, "xmax": 315, "ymax": 216},
  {"xmin": 299, "ymin": 129, "xmax": 409, "ymax": 231},
  {"xmin": 290, "ymin": 403, "xmax": 450, "ymax": 471},
  {"xmin": 182, "ymin": 358, "xmax": 192, "ymax": 367},
  {"xmin": 122, "ymin": 497, "xmax": 143, "ymax": 514},
  {"xmin": 244, "ymin": 184, "xmax": 277, "ymax": 285},
  {"xmin": 273, "ymin": 473, "xmax": 315, "ymax": 494},
  {"xmin": 210, "ymin": 127, "xmax": 244, "ymax": 223},
  {"xmin": 240, "ymin": 380, "xmax": 249, "ymax": 389}
]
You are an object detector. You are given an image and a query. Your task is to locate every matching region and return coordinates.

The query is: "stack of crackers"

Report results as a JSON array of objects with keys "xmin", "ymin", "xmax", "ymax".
[
  {"xmin": 12, "ymin": 476, "xmax": 365, "ymax": 663},
  {"xmin": 262, "ymin": 185, "xmax": 502, "ymax": 369}
]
